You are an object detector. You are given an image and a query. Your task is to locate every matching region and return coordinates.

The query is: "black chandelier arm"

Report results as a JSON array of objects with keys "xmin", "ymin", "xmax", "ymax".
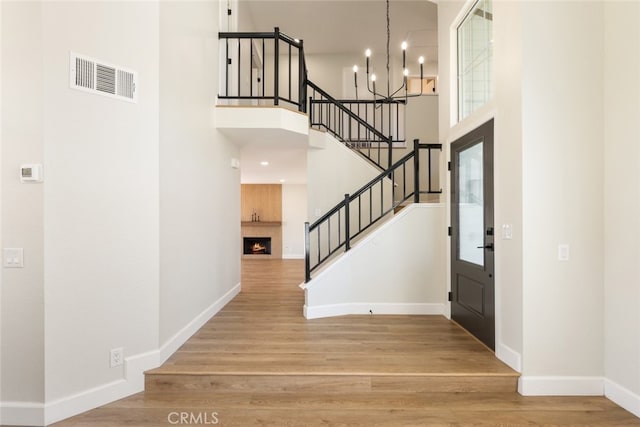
[
  {"xmin": 364, "ymin": 70, "xmax": 384, "ymax": 99},
  {"xmin": 390, "ymin": 81, "xmax": 407, "ymax": 98}
]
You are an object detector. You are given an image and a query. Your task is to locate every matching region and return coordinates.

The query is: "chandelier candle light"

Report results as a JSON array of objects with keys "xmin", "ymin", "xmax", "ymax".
[{"xmin": 353, "ymin": 0, "xmax": 426, "ymax": 101}]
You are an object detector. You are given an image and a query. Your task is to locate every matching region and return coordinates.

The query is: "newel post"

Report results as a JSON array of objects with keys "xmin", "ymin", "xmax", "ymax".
[
  {"xmin": 298, "ymin": 40, "xmax": 307, "ymax": 113},
  {"xmin": 414, "ymin": 138, "xmax": 420, "ymax": 203},
  {"xmin": 388, "ymin": 136, "xmax": 393, "ymax": 171},
  {"xmin": 344, "ymin": 194, "xmax": 351, "ymax": 251},
  {"xmin": 274, "ymin": 27, "xmax": 280, "ymax": 106},
  {"xmin": 304, "ymin": 221, "xmax": 311, "ymax": 283}
]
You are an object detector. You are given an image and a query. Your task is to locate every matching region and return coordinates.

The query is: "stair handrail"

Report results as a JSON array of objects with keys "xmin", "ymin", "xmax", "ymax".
[
  {"xmin": 307, "ymin": 80, "xmax": 393, "ymax": 170},
  {"xmin": 304, "ymin": 140, "xmax": 442, "ymax": 282},
  {"xmin": 310, "ymin": 97, "xmax": 406, "ymax": 143}
]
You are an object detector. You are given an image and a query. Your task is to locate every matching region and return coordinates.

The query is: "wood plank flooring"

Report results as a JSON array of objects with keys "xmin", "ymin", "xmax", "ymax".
[{"xmin": 52, "ymin": 259, "xmax": 640, "ymax": 426}]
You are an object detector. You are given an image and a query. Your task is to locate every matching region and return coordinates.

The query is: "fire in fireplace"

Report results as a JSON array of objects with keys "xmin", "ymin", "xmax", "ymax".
[{"xmin": 243, "ymin": 237, "xmax": 272, "ymax": 255}]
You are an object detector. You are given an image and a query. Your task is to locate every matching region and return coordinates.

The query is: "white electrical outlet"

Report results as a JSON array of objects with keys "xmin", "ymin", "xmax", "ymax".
[{"xmin": 110, "ymin": 348, "xmax": 123, "ymax": 368}]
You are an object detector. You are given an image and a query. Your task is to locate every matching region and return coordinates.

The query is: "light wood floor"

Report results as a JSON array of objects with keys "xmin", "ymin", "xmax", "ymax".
[{"xmin": 52, "ymin": 259, "xmax": 640, "ymax": 426}]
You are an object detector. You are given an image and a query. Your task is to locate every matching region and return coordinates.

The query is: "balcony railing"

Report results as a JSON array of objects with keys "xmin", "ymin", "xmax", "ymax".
[
  {"xmin": 218, "ymin": 27, "xmax": 307, "ymax": 112},
  {"xmin": 218, "ymin": 28, "xmax": 405, "ymax": 170}
]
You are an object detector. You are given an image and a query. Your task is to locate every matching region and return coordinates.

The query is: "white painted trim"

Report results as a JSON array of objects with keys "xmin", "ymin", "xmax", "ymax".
[
  {"xmin": 45, "ymin": 378, "xmax": 139, "ymax": 425},
  {"xmin": 304, "ymin": 303, "xmax": 445, "ymax": 320},
  {"xmin": 45, "ymin": 347, "xmax": 162, "ymax": 424},
  {"xmin": 6, "ymin": 283, "xmax": 242, "ymax": 427},
  {"xmin": 159, "ymin": 282, "xmax": 241, "ymax": 362},
  {"xmin": 605, "ymin": 378, "xmax": 640, "ymax": 418},
  {"xmin": 0, "ymin": 401, "xmax": 44, "ymax": 426},
  {"xmin": 496, "ymin": 342, "xmax": 522, "ymax": 373},
  {"xmin": 518, "ymin": 376, "xmax": 604, "ymax": 396}
]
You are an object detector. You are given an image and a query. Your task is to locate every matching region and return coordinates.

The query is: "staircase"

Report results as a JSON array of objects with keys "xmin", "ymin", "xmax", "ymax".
[{"xmin": 218, "ymin": 27, "xmax": 443, "ymax": 283}]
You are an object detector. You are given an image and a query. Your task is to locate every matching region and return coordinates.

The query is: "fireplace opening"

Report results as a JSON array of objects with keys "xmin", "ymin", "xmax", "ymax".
[{"xmin": 243, "ymin": 237, "xmax": 272, "ymax": 255}]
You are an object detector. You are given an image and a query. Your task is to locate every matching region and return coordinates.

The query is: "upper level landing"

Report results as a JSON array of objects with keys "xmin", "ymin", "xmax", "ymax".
[{"xmin": 215, "ymin": 105, "xmax": 311, "ymax": 149}]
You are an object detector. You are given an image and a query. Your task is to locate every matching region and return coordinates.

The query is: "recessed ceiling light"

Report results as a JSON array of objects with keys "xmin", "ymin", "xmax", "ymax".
[
  {"xmin": 279, "ymin": 179, "xmax": 286, "ymax": 183},
  {"xmin": 260, "ymin": 161, "xmax": 269, "ymax": 166}
]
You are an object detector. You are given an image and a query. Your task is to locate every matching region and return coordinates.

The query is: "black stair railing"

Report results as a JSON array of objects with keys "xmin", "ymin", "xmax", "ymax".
[
  {"xmin": 306, "ymin": 80, "xmax": 394, "ymax": 170},
  {"xmin": 309, "ymin": 97, "xmax": 406, "ymax": 146},
  {"xmin": 217, "ymin": 29, "xmax": 404, "ymax": 171},
  {"xmin": 304, "ymin": 140, "xmax": 442, "ymax": 282},
  {"xmin": 218, "ymin": 27, "xmax": 307, "ymax": 113}
]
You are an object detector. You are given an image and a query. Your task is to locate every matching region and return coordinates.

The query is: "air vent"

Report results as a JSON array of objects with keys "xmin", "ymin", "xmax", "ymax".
[
  {"xmin": 70, "ymin": 52, "xmax": 137, "ymax": 103},
  {"xmin": 74, "ymin": 56, "xmax": 95, "ymax": 90}
]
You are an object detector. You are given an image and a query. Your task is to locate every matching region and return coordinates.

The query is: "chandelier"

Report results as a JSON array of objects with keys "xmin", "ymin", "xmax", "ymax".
[{"xmin": 352, "ymin": 0, "xmax": 426, "ymax": 102}]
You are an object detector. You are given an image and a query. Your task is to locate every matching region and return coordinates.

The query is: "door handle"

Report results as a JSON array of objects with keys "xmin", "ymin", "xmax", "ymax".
[{"xmin": 477, "ymin": 243, "xmax": 494, "ymax": 251}]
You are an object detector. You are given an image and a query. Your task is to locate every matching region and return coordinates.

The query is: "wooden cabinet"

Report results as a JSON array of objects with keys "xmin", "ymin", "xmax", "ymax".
[{"xmin": 241, "ymin": 184, "xmax": 282, "ymax": 223}]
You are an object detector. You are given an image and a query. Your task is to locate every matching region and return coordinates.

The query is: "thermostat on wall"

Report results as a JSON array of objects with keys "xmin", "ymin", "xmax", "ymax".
[{"xmin": 20, "ymin": 164, "xmax": 43, "ymax": 183}]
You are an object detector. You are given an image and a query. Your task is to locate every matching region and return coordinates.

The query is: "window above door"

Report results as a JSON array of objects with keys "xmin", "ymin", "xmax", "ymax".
[{"xmin": 456, "ymin": 0, "xmax": 494, "ymax": 122}]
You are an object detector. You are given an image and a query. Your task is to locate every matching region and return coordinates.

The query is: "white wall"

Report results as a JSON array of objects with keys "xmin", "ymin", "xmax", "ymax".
[
  {"xmin": 159, "ymin": 0, "xmax": 240, "ymax": 350},
  {"xmin": 41, "ymin": 1, "xmax": 160, "ymax": 406},
  {"xmin": 520, "ymin": 1, "xmax": 604, "ymax": 386},
  {"xmin": 282, "ymin": 184, "xmax": 307, "ymax": 259},
  {"xmin": 405, "ymin": 95, "xmax": 439, "ymax": 145},
  {"xmin": 492, "ymin": 0, "xmax": 524, "ymax": 372},
  {"xmin": 307, "ymin": 131, "xmax": 384, "ymax": 221},
  {"xmin": 603, "ymin": 1, "xmax": 640, "ymax": 416},
  {"xmin": 1, "ymin": 1, "xmax": 45, "ymax": 416},
  {"xmin": 306, "ymin": 53, "xmax": 362, "ymax": 98},
  {"xmin": 1, "ymin": 1, "xmax": 243, "ymax": 425},
  {"xmin": 304, "ymin": 204, "xmax": 446, "ymax": 318}
]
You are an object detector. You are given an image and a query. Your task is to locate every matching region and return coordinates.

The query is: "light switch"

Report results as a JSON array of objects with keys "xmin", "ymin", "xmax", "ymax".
[
  {"xmin": 3, "ymin": 248, "xmax": 24, "ymax": 268},
  {"xmin": 502, "ymin": 224, "xmax": 513, "ymax": 240},
  {"xmin": 558, "ymin": 244, "xmax": 570, "ymax": 261}
]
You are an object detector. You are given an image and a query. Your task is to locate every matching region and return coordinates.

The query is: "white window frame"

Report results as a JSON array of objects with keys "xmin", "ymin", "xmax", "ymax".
[{"xmin": 454, "ymin": 0, "xmax": 494, "ymax": 123}]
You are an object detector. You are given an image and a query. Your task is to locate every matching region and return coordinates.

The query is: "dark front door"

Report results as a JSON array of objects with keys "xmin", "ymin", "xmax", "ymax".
[{"xmin": 450, "ymin": 119, "xmax": 495, "ymax": 350}]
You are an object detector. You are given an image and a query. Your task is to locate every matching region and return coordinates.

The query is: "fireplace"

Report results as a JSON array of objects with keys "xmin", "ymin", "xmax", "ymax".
[{"xmin": 243, "ymin": 237, "xmax": 272, "ymax": 255}]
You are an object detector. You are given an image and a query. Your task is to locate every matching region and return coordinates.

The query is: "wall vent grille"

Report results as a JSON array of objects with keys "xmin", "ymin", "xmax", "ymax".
[{"xmin": 70, "ymin": 52, "xmax": 137, "ymax": 103}]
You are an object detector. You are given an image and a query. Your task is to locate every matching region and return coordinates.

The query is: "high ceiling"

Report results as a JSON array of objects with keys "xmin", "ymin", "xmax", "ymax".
[
  {"xmin": 241, "ymin": 0, "xmax": 438, "ymax": 64},
  {"xmin": 236, "ymin": 1, "xmax": 438, "ymax": 184}
]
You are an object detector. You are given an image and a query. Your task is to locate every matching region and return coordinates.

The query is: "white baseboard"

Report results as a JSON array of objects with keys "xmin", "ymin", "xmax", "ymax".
[
  {"xmin": 160, "ymin": 282, "xmax": 241, "ymax": 362},
  {"xmin": 304, "ymin": 302, "xmax": 444, "ymax": 319},
  {"xmin": 496, "ymin": 342, "xmax": 522, "ymax": 372},
  {"xmin": 518, "ymin": 376, "xmax": 604, "ymax": 396},
  {"xmin": 0, "ymin": 401, "xmax": 44, "ymax": 426},
  {"xmin": 605, "ymin": 378, "xmax": 640, "ymax": 418},
  {"xmin": 1, "ymin": 282, "xmax": 242, "ymax": 427}
]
